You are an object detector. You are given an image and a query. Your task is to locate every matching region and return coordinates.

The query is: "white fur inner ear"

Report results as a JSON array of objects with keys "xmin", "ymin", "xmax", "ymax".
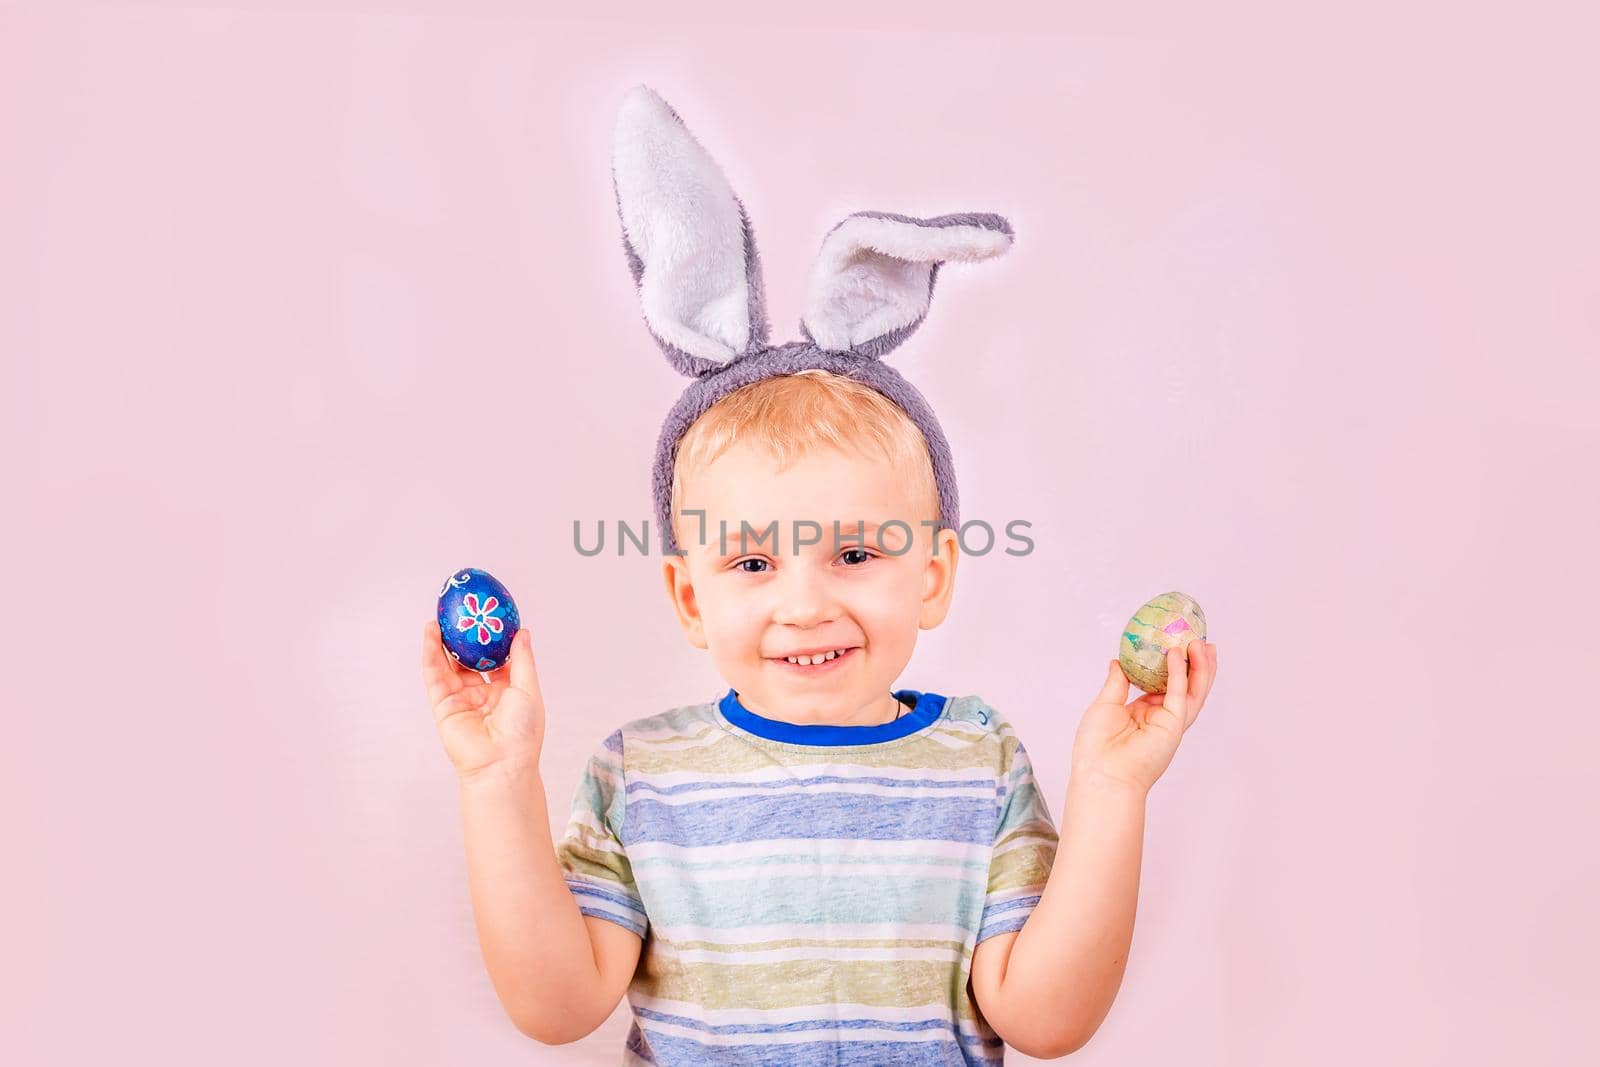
[
  {"xmin": 613, "ymin": 87, "xmax": 752, "ymax": 363},
  {"xmin": 802, "ymin": 217, "xmax": 1011, "ymax": 352},
  {"xmin": 835, "ymin": 216, "xmax": 1013, "ymax": 265}
]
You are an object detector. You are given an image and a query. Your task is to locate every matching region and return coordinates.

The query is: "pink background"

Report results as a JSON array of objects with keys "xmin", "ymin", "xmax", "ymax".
[{"xmin": 7, "ymin": 2, "xmax": 1597, "ymax": 1063}]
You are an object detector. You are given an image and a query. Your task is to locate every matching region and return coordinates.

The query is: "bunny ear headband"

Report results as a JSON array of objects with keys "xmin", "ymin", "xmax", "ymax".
[{"xmin": 611, "ymin": 84, "xmax": 1013, "ymax": 555}]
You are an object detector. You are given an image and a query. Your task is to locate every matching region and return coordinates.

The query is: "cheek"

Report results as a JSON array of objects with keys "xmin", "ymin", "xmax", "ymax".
[
  {"xmin": 698, "ymin": 585, "xmax": 767, "ymax": 647},
  {"xmin": 856, "ymin": 565, "xmax": 927, "ymax": 633}
]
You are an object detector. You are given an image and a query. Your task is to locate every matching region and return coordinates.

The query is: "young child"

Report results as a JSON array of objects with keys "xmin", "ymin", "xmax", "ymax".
[{"xmin": 421, "ymin": 85, "xmax": 1216, "ymax": 1064}]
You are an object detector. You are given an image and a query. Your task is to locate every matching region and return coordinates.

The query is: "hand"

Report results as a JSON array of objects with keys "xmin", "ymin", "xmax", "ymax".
[
  {"xmin": 421, "ymin": 621, "xmax": 547, "ymax": 784},
  {"xmin": 1069, "ymin": 641, "xmax": 1218, "ymax": 794}
]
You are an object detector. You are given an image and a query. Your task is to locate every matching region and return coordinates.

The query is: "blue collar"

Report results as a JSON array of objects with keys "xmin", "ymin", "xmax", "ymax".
[{"xmin": 717, "ymin": 688, "xmax": 948, "ymax": 746}]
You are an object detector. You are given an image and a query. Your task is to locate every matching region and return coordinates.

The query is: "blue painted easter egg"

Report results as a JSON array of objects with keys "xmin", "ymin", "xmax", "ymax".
[{"xmin": 436, "ymin": 567, "xmax": 522, "ymax": 672}]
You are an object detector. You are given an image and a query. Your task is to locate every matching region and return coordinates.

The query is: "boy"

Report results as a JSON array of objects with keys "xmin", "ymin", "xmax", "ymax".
[{"xmin": 420, "ymin": 86, "xmax": 1216, "ymax": 1063}]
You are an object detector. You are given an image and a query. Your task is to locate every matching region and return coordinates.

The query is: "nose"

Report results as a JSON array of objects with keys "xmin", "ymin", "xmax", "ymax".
[{"xmin": 770, "ymin": 560, "xmax": 840, "ymax": 629}]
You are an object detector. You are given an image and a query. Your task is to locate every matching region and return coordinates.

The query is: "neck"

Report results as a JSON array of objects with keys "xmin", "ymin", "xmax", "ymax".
[{"xmin": 743, "ymin": 690, "xmax": 902, "ymax": 727}]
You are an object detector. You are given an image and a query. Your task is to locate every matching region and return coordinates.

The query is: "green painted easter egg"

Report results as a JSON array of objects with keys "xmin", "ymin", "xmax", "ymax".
[{"xmin": 1118, "ymin": 591, "xmax": 1207, "ymax": 694}]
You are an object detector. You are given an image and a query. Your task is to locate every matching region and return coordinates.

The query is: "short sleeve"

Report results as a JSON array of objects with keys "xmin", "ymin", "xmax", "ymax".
[
  {"xmin": 977, "ymin": 733, "xmax": 1059, "ymax": 943},
  {"xmin": 554, "ymin": 729, "xmax": 649, "ymax": 938}
]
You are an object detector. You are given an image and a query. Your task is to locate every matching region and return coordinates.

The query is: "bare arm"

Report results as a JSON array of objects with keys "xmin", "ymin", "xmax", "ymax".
[
  {"xmin": 971, "ymin": 643, "xmax": 1217, "ymax": 1057},
  {"xmin": 459, "ymin": 761, "xmax": 642, "ymax": 1043},
  {"xmin": 968, "ymin": 773, "xmax": 1146, "ymax": 1058},
  {"xmin": 423, "ymin": 622, "xmax": 642, "ymax": 1043}
]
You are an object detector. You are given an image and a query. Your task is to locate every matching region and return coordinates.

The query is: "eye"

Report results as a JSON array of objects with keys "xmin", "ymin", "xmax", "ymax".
[
  {"xmin": 733, "ymin": 558, "xmax": 771, "ymax": 574},
  {"xmin": 838, "ymin": 547, "xmax": 875, "ymax": 566}
]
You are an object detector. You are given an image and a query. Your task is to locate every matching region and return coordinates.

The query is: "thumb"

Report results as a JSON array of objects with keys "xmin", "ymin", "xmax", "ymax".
[
  {"xmin": 1094, "ymin": 659, "xmax": 1130, "ymax": 706},
  {"xmin": 507, "ymin": 628, "xmax": 542, "ymax": 701}
]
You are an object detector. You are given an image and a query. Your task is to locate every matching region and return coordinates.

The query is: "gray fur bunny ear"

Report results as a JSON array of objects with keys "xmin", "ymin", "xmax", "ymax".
[
  {"xmin": 611, "ymin": 85, "xmax": 770, "ymax": 376},
  {"xmin": 799, "ymin": 211, "xmax": 1013, "ymax": 358}
]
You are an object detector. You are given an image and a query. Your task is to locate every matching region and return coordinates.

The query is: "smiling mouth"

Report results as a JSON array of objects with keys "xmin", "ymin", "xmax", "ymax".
[{"xmin": 768, "ymin": 646, "xmax": 859, "ymax": 670}]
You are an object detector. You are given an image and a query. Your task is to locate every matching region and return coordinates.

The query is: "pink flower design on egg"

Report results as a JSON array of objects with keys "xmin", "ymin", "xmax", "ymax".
[{"xmin": 456, "ymin": 593, "xmax": 505, "ymax": 646}]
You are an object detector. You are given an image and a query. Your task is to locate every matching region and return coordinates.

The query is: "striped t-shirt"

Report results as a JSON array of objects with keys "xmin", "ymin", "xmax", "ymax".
[{"xmin": 555, "ymin": 687, "xmax": 1060, "ymax": 1065}]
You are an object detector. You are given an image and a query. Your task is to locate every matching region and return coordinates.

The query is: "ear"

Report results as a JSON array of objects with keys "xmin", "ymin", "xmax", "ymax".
[
  {"xmin": 612, "ymin": 85, "xmax": 770, "ymax": 376},
  {"xmin": 918, "ymin": 527, "xmax": 961, "ymax": 630},
  {"xmin": 662, "ymin": 554, "xmax": 708, "ymax": 650},
  {"xmin": 799, "ymin": 211, "xmax": 1013, "ymax": 358}
]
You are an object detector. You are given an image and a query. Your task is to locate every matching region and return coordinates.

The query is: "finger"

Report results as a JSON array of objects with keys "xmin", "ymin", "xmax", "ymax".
[
  {"xmin": 433, "ymin": 615, "xmax": 500, "ymax": 689},
  {"xmin": 422, "ymin": 621, "xmax": 465, "ymax": 706},
  {"xmin": 1185, "ymin": 641, "xmax": 1216, "ymax": 728},
  {"xmin": 430, "ymin": 619, "xmax": 496, "ymax": 690},
  {"xmin": 1128, "ymin": 689, "xmax": 1165, "ymax": 726},
  {"xmin": 431, "ymin": 684, "xmax": 490, "ymax": 732},
  {"xmin": 1128, "ymin": 693, "xmax": 1159, "ymax": 726},
  {"xmin": 1152, "ymin": 645, "xmax": 1188, "ymax": 733},
  {"xmin": 1095, "ymin": 659, "xmax": 1130, "ymax": 706},
  {"xmin": 507, "ymin": 628, "xmax": 543, "ymax": 701},
  {"xmin": 463, "ymin": 633, "xmax": 531, "ymax": 698}
]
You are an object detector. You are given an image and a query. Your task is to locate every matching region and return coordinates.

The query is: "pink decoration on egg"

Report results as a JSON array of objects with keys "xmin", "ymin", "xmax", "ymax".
[
  {"xmin": 1163, "ymin": 618, "xmax": 1190, "ymax": 635},
  {"xmin": 456, "ymin": 593, "xmax": 506, "ymax": 645}
]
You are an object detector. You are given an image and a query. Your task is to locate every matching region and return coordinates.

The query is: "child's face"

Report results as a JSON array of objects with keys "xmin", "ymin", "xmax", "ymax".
[{"xmin": 663, "ymin": 439, "xmax": 959, "ymax": 725}]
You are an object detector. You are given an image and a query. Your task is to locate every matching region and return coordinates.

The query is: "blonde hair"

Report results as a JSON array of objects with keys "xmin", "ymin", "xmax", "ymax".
[{"xmin": 669, "ymin": 369, "xmax": 940, "ymax": 539}]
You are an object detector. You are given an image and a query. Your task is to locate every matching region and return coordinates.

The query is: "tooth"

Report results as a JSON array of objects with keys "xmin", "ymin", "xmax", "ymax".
[{"xmin": 783, "ymin": 651, "xmax": 850, "ymax": 665}]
